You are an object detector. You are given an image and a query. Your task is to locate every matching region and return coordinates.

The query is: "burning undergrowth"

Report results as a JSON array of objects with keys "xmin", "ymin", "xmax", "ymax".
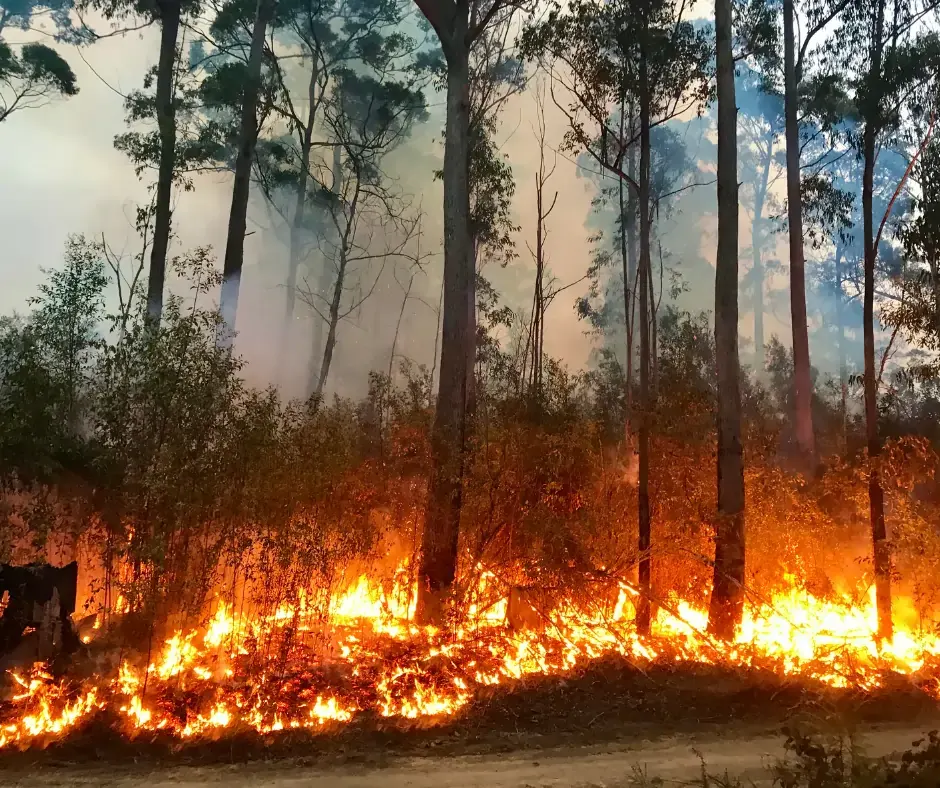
[
  {"xmin": 2, "ymin": 556, "xmax": 939, "ymax": 752},
  {"xmin": 2, "ymin": 278, "xmax": 940, "ymax": 757}
]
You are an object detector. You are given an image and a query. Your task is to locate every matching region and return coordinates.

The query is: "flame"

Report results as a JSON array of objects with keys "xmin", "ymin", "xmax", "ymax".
[{"xmin": 1, "ymin": 562, "xmax": 938, "ymax": 749}]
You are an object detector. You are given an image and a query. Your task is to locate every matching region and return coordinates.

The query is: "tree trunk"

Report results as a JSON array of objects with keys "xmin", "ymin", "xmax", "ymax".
[
  {"xmin": 752, "ymin": 133, "xmax": 772, "ymax": 374},
  {"xmin": 416, "ymin": 34, "xmax": 472, "ymax": 626},
  {"xmin": 930, "ymin": 255, "xmax": 940, "ymax": 338},
  {"xmin": 783, "ymin": 0, "xmax": 816, "ymax": 467},
  {"xmin": 305, "ymin": 255, "xmax": 332, "ymax": 397},
  {"xmin": 708, "ymin": 0, "xmax": 746, "ymax": 640},
  {"xmin": 313, "ymin": 151, "xmax": 357, "ymax": 400},
  {"xmin": 466, "ymin": 250, "xmax": 478, "ymax": 417},
  {"xmin": 315, "ymin": 259, "xmax": 344, "ymax": 401},
  {"xmin": 277, "ymin": 63, "xmax": 320, "ymax": 380},
  {"xmin": 835, "ymin": 244, "xmax": 847, "ymax": 450},
  {"xmin": 218, "ymin": 0, "xmax": 273, "ymax": 344},
  {"xmin": 862, "ymin": 0, "xmax": 892, "ymax": 640},
  {"xmin": 636, "ymin": 48, "xmax": 652, "ymax": 637},
  {"xmin": 147, "ymin": 0, "xmax": 181, "ymax": 323},
  {"xmin": 625, "ymin": 139, "xmax": 638, "ymax": 439}
]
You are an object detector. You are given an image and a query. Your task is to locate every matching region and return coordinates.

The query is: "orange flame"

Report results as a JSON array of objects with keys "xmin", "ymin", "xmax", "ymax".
[{"xmin": 1, "ymin": 563, "xmax": 937, "ymax": 749}]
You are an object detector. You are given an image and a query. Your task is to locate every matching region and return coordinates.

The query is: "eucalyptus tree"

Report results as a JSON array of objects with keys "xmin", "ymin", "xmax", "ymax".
[
  {"xmin": 0, "ymin": 0, "xmax": 78, "ymax": 124},
  {"xmin": 410, "ymin": 0, "xmax": 532, "ymax": 625},
  {"xmin": 254, "ymin": 0, "xmax": 432, "ymax": 379},
  {"xmin": 737, "ymin": 68, "xmax": 783, "ymax": 374},
  {"xmin": 834, "ymin": 0, "xmax": 940, "ymax": 639},
  {"xmin": 298, "ymin": 68, "xmax": 427, "ymax": 398},
  {"xmin": 523, "ymin": 0, "xmax": 711, "ymax": 635},
  {"xmin": 781, "ymin": 0, "xmax": 852, "ymax": 466},
  {"xmin": 215, "ymin": 0, "xmax": 279, "ymax": 342},
  {"xmin": 80, "ymin": 0, "xmax": 207, "ymax": 323},
  {"xmin": 892, "ymin": 135, "xmax": 940, "ymax": 357}
]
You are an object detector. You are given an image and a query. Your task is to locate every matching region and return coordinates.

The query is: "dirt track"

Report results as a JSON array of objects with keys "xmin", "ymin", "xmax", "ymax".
[{"xmin": 4, "ymin": 722, "xmax": 934, "ymax": 788}]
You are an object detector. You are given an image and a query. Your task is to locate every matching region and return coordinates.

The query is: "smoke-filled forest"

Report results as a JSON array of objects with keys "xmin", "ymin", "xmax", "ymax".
[{"xmin": 3, "ymin": 0, "xmax": 940, "ymax": 780}]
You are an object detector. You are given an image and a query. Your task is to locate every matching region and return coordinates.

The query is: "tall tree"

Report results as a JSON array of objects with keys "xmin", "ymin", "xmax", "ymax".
[
  {"xmin": 299, "ymin": 69, "xmax": 427, "ymax": 398},
  {"xmin": 255, "ymin": 0, "xmax": 426, "ymax": 381},
  {"xmin": 782, "ymin": 0, "xmax": 851, "ymax": 466},
  {"xmin": 838, "ymin": 0, "xmax": 940, "ymax": 639},
  {"xmin": 81, "ymin": 0, "xmax": 205, "ymax": 322},
  {"xmin": 412, "ymin": 0, "xmax": 528, "ymax": 625},
  {"xmin": 523, "ymin": 0, "xmax": 710, "ymax": 635},
  {"xmin": 707, "ymin": 0, "xmax": 744, "ymax": 640},
  {"xmin": 146, "ymin": 0, "xmax": 183, "ymax": 322},
  {"xmin": 783, "ymin": 0, "xmax": 813, "ymax": 462},
  {"xmin": 218, "ymin": 0, "xmax": 277, "ymax": 342},
  {"xmin": 737, "ymin": 69, "xmax": 782, "ymax": 375}
]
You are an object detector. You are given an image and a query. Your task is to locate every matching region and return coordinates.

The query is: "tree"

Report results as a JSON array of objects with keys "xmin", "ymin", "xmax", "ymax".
[
  {"xmin": 411, "ymin": 0, "xmax": 529, "ymax": 625},
  {"xmin": 0, "ymin": 34, "xmax": 77, "ymax": 123},
  {"xmin": 298, "ymin": 69, "xmax": 427, "ymax": 399},
  {"xmin": 80, "ymin": 0, "xmax": 206, "ymax": 323},
  {"xmin": 523, "ymin": 0, "xmax": 710, "ymax": 635},
  {"xmin": 147, "ymin": 0, "xmax": 185, "ymax": 322},
  {"xmin": 708, "ymin": 0, "xmax": 744, "ymax": 640},
  {"xmin": 737, "ymin": 69, "xmax": 783, "ymax": 374},
  {"xmin": 837, "ymin": 0, "xmax": 940, "ymax": 639},
  {"xmin": 891, "ymin": 132, "xmax": 940, "ymax": 359},
  {"xmin": 464, "ymin": 11, "xmax": 523, "ymax": 414},
  {"xmin": 255, "ymin": 0, "xmax": 431, "ymax": 382},
  {"xmin": 782, "ymin": 0, "xmax": 854, "ymax": 467},
  {"xmin": 217, "ymin": 0, "xmax": 277, "ymax": 343}
]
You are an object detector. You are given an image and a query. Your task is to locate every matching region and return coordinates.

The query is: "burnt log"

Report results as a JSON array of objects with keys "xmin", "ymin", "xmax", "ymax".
[{"xmin": 0, "ymin": 561, "xmax": 80, "ymax": 660}]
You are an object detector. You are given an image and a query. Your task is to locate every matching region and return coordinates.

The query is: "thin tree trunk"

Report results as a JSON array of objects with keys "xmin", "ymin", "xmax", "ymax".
[
  {"xmin": 390, "ymin": 216, "xmax": 421, "ymax": 384},
  {"xmin": 466, "ymin": 247, "xmax": 478, "ymax": 417},
  {"xmin": 306, "ymin": 141, "xmax": 343, "ymax": 398},
  {"xmin": 708, "ymin": 0, "xmax": 746, "ymax": 640},
  {"xmin": 636, "ymin": 47, "xmax": 652, "ymax": 637},
  {"xmin": 147, "ymin": 0, "xmax": 181, "ymax": 323},
  {"xmin": 625, "ymin": 133, "xmax": 638, "ymax": 440},
  {"xmin": 389, "ymin": 272, "xmax": 415, "ymax": 383},
  {"xmin": 315, "ymin": 258, "xmax": 345, "ymax": 401},
  {"xmin": 783, "ymin": 0, "xmax": 816, "ymax": 466},
  {"xmin": 752, "ymin": 133, "xmax": 772, "ymax": 374},
  {"xmin": 277, "ymin": 63, "xmax": 320, "ymax": 380},
  {"xmin": 647, "ymin": 222, "xmax": 657, "ymax": 395},
  {"xmin": 429, "ymin": 276, "xmax": 445, "ymax": 408},
  {"xmin": 931, "ymin": 255, "xmax": 940, "ymax": 337},
  {"xmin": 835, "ymin": 245, "xmax": 847, "ymax": 450},
  {"xmin": 416, "ymin": 34, "xmax": 472, "ymax": 625},
  {"xmin": 862, "ymin": 0, "xmax": 892, "ymax": 641},
  {"xmin": 315, "ymin": 162, "xmax": 360, "ymax": 400},
  {"xmin": 218, "ymin": 0, "xmax": 273, "ymax": 344}
]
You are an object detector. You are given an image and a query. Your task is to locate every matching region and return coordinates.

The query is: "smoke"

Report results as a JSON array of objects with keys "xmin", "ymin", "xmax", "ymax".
[{"xmin": 0, "ymin": 10, "xmax": 914, "ymax": 402}]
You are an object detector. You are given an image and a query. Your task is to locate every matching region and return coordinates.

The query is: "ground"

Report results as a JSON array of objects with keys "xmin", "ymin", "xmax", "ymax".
[
  {"xmin": 6, "ymin": 722, "xmax": 939, "ymax": 787},
  {"xmin": 2, "ymin": 659, "xmax": 939, "ymax": 787}
]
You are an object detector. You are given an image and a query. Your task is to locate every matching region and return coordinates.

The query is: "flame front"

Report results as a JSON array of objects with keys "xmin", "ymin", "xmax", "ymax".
[{"xmin": 1, "ymin": 564, "xmax": 938, "ymax": 749}]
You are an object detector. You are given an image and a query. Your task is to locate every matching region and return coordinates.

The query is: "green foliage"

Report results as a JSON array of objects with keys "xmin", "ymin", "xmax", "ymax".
[
  {"xmin": 0, "ymin": 39, "xmax": 77, "ymax": 123},
  {"xmin": 0, "ymin": 236, "xmax": 105, "ymax": 482}
]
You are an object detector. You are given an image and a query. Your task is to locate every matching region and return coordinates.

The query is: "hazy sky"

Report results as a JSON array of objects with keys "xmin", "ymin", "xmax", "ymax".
[
  {"xmin": 2, "ymin": 6, "xmax": 804, "ymax": 399},
  {"xmin": 0, "ymin": 18, "xmax": 614, "ymax": 396}
]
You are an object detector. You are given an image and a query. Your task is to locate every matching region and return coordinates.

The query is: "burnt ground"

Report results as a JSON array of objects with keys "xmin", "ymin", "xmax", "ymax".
[{"xmin": 1, "ymin": 657, "xmax": 938, "ymax": 786}]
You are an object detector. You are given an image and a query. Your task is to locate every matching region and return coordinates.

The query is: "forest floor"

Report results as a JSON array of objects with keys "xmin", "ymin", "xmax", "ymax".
[{"xmin": 3, "ymin": 658, "xmax": 939, "ymax": 787}]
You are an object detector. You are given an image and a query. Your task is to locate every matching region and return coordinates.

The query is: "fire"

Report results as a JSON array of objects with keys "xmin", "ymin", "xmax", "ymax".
[{"xmin": 0, "ymin": 563, "xmax": 938, "ymax": 750}]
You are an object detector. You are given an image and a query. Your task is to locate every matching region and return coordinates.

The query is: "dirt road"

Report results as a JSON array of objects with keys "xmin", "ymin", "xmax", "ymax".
[{"xmin": 5, "ymin": 722, "xmax": 933, "ymax": 788}]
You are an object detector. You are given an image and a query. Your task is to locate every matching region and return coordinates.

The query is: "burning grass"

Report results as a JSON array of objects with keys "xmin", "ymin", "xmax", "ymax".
[{"xmin": 1, "ymin": 561, "xmax": 938, "ymax": 752}]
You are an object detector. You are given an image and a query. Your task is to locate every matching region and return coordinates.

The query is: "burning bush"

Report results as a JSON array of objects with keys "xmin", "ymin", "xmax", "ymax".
[{"xmin": 0, "ymin": 248, "xmax": 939, "ymax": 750}]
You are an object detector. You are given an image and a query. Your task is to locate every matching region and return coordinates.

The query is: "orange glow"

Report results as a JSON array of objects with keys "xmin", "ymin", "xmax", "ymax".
[{"xmin": 1, "ymin": 561, "xmax": 938, "ymax": 749}]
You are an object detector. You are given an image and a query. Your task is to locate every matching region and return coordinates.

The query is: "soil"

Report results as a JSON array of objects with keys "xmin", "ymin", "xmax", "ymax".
[{"xmin": 1, "ymin": 658, "xmax": 938, "ymax": 787}]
